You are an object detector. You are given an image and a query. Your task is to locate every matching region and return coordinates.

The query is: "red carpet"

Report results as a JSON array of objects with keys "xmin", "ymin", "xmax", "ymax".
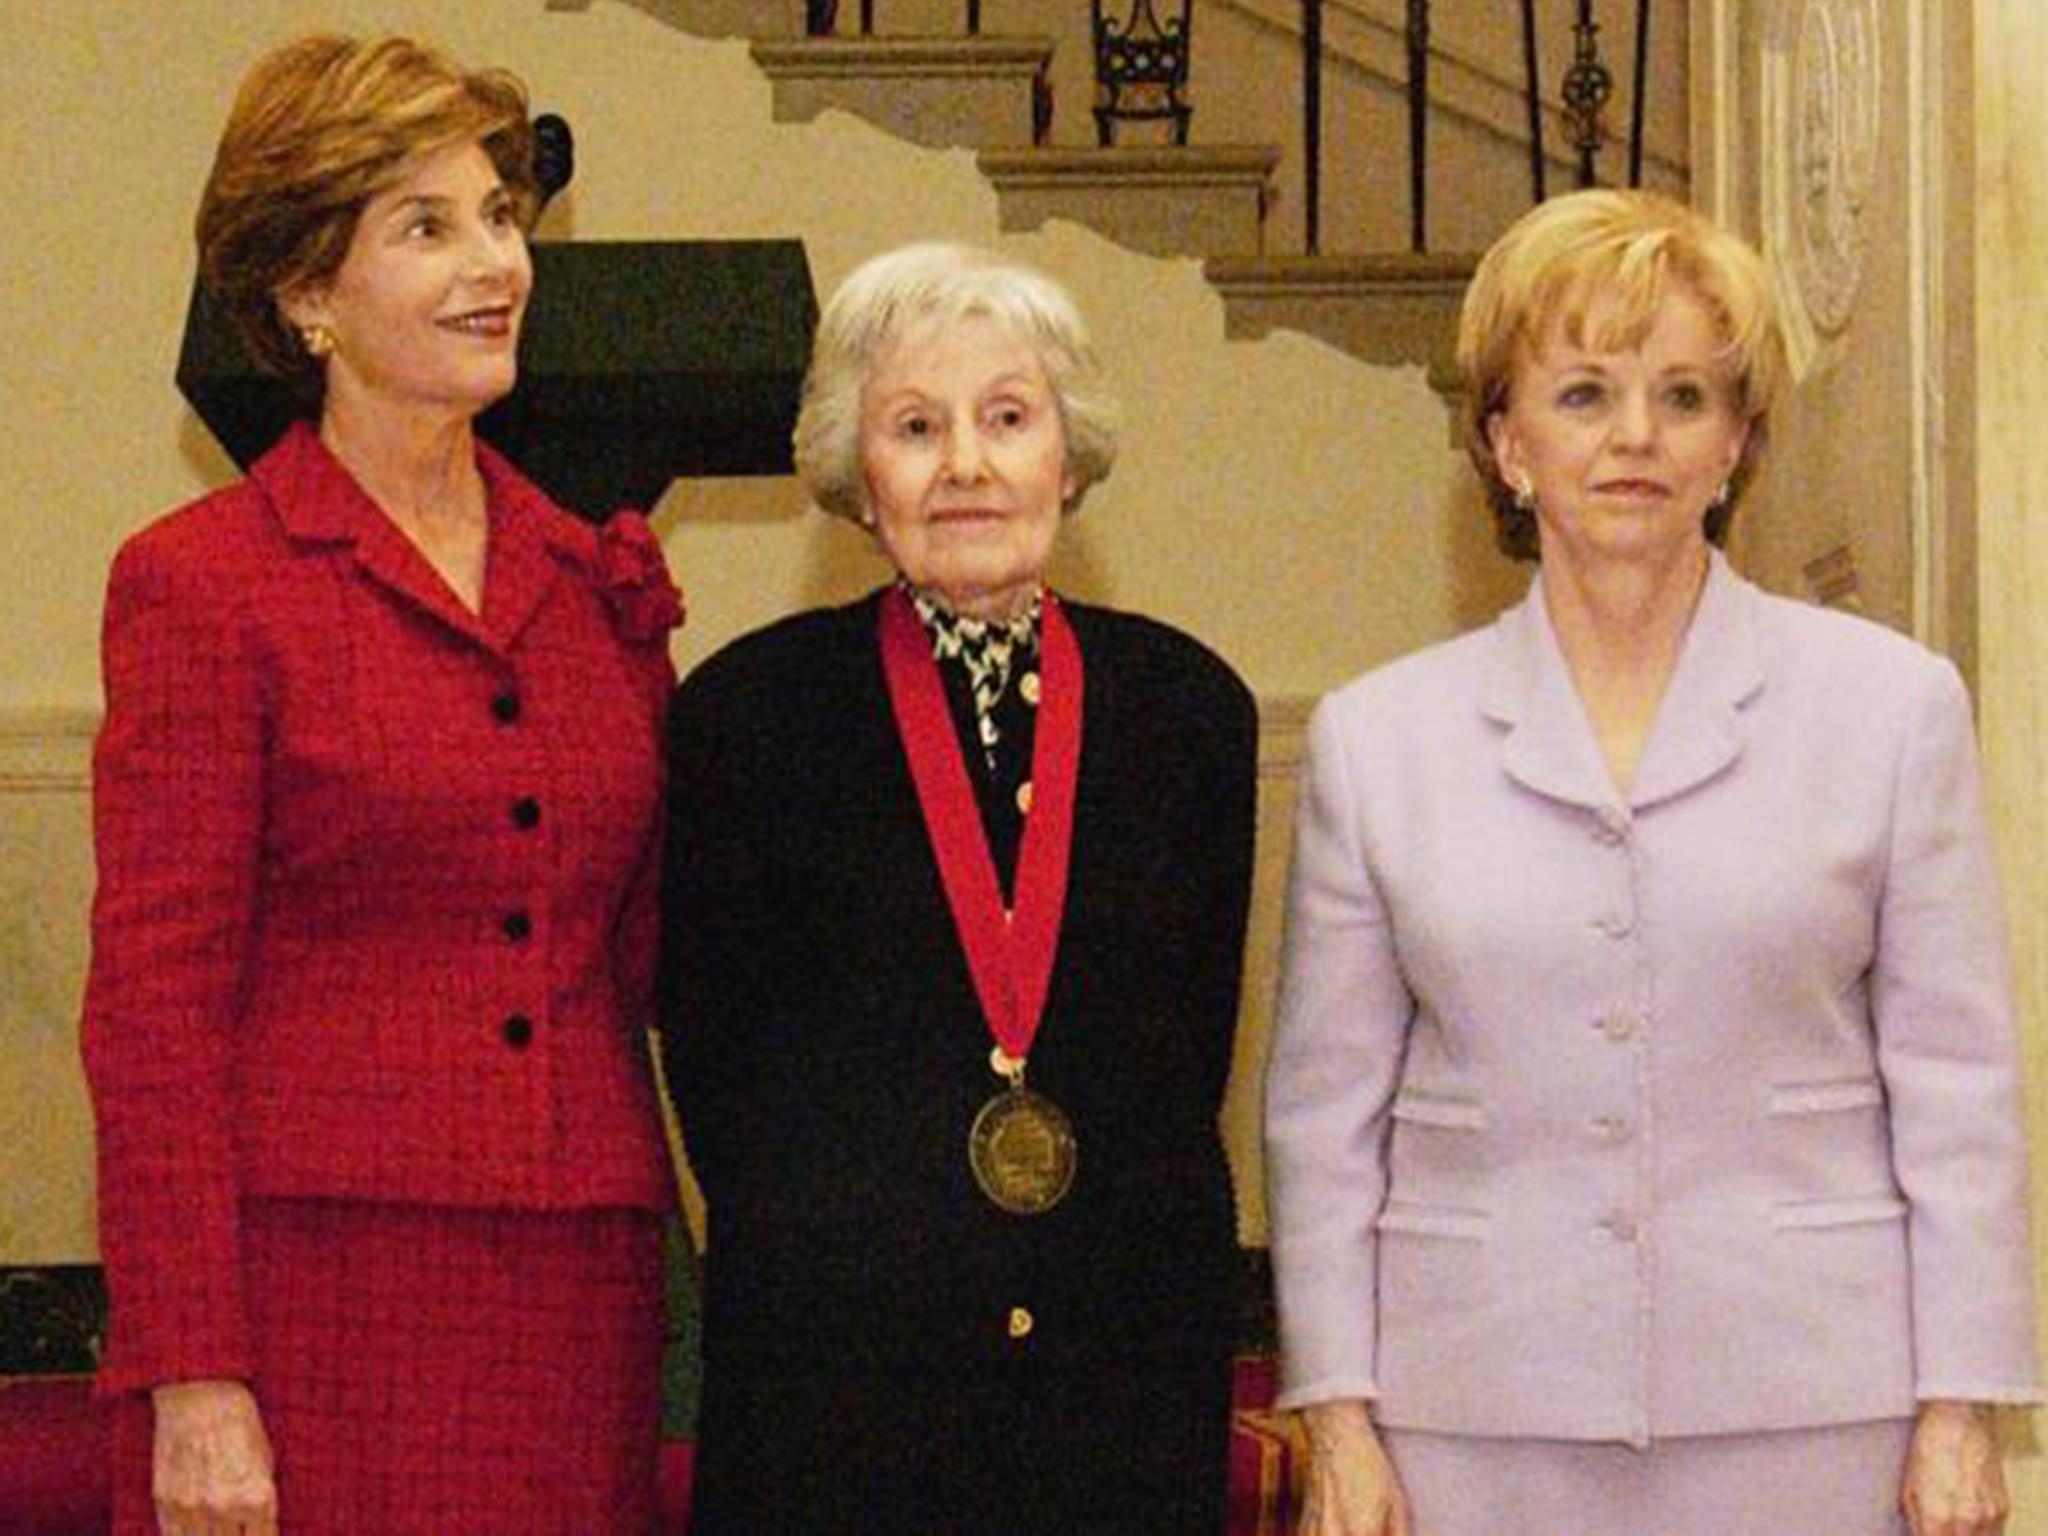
[{"xmin": 2, "ymin": 1360, "xmax": 1297, "ymax": 1534}]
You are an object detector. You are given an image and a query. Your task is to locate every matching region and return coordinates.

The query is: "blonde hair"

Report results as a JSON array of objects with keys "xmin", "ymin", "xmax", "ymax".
[
  {"xmin": 196, "ymin": 34, "xmax": 536, "ymax": 384},
  {"xmin": 1457, "ymin": 188, "xmax": 1787, "ymax": 559},
  {"xmin": 794, "ymin": 242, "xmax": 1120, "ymax": 522}
]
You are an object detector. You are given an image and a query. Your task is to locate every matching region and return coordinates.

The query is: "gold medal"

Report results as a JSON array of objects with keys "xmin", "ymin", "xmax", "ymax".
[
  {"xmin": 968, "ymin": 1087, "xmax": 1077, "ymax": 1215},
  {"xmin": 882, "ymin": 592, "xmax": 1086, "ymax": 1221}
]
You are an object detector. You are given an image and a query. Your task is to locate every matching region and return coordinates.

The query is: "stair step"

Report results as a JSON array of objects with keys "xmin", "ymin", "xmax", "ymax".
[
  {"xmin": 556, "ymin": 0, "xmax": 808, "ymax": 39},
  {"xmin": 1204, "ymin": 252, "xmax": 1477, "ymax": 380},
  {"xmin": 976, "ymin": 145, "xmax": 1280, "ymax": 258},
  {"xmin": 750, "ymin": 37, "xmax": 1051, "ymax": 149}
]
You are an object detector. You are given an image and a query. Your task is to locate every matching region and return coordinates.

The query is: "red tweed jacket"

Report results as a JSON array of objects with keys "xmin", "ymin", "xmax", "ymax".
[{"xmin": 81, "ymin": 422, "xmax": 680, "ymax": 1395}]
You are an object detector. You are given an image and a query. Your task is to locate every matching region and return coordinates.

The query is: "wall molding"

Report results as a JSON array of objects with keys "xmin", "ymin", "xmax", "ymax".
[
  {"xmin": 0, "ymin": 710, "xmax": 94, "ymax": 794},
  {"xmin": 1691, "ymin": 0, "xmax": 1741, "ymax": 225},
  {"xmin": 1257, "ymin": 693, "xmax": 1312, "ymax": 780},
  {"xmin": 0, "ymin": 679, "xmax": 1320, "ymax": 884},
  {"xmin": 0, "ymin": 700, "xmax": 1317, "ymax": 785}
]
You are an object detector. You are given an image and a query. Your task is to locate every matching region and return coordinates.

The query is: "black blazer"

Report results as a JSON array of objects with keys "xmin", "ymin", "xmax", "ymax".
[
  {"xmin": 663, "ymin": 585, "xmax": 1253, "ymax": 1359},
  {"xmin": 658, "ymin": 590, "xmax": 1256, "ymax": 1526}
]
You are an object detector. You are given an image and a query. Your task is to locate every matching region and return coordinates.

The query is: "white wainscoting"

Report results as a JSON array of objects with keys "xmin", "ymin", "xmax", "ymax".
[{"xmin": 0, "ymin": 710, "xmax": 99, "ymax": 1262}]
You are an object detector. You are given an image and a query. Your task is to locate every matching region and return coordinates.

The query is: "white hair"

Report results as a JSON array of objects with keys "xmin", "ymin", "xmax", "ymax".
[{"xmin": 793, "ymin": 241, "xmax": 1120, "ymax": 522}]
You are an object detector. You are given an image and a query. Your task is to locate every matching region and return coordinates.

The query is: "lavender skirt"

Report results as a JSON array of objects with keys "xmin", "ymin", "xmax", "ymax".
[{"xmin": 1383, "ymin": 1419, "xmax": 1914, "ymax": 1536}]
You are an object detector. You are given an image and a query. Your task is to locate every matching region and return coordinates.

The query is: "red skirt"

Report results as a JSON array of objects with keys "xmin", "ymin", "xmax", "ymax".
[{"xmin": 111, "ymin": 1198, "xmax": 663, "ymax": 1535}]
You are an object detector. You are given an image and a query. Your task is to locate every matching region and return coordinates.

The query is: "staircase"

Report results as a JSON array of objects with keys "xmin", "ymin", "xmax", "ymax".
[{"xmin": 552, "ymin": 0, "xmax": 1683, "ymax": 377}]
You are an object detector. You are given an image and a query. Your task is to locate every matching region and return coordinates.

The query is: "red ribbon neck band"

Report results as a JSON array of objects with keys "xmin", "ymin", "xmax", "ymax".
[{"xmin": 878, "ymin": 586, "xmax": 1082, "ymax": 1062}]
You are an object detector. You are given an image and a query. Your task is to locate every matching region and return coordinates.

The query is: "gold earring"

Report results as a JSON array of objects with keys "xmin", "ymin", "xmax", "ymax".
[
  {"xmin": 300, "ymin": 323, "xmax": 336, "ymax": 360},
  {"xmin": 1512, "ymin": 477, "xmax": 1537, "ymax": 513},
  {"xmin": 1711, "ymin": 480, "xmax": 1732, "ymax": 509}
]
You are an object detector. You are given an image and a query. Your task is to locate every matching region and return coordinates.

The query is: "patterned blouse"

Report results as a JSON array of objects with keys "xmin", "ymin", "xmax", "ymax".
[{"xmin": 911, "ymin": 586, "xmax": 1043, "ymax": 900}]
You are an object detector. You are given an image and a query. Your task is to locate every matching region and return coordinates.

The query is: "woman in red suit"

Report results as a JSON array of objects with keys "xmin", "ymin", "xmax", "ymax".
[{"xmin": 81, "ymin": 35, "xmax": 683, "ymax": 1535}]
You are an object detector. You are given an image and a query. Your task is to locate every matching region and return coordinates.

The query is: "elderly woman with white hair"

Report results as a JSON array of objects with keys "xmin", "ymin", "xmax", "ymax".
[{"xmin": 658, "ymin": 241, "xmax": 1258, "ymax": 1533}]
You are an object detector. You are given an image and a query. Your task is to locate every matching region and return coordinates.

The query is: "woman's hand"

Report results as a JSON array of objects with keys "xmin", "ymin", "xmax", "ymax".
[
  {"xmin": 1297, "ymin": 1398, "xmax": 1412, "ymax": 1536},
  {"xmin": 151, "ymin": 1379, "xmax": 277, "ymax": 1536},
  {"xmin": 1901, "ymin": 1400, "xmax": 2008, "ymax": 1536}
]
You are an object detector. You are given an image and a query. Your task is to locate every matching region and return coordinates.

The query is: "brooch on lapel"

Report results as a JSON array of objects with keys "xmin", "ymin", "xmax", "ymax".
[{"xmin": 593, "ymin": 512, "xmax": 685, "ymax": 645}]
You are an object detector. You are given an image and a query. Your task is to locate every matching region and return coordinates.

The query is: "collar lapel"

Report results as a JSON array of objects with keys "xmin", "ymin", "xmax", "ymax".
[
  {"xmin": 1626, "ymin": 550, "xmax": 1764, "ymax": 809},
  {"xmin": 251, "ymin": 421, "xmax": 359, "ymax": 545},
  {"xmin": 253, "ymin": 422, "xmax": 573, "ymax": 658},
  {"xmin": 1480, "ymin": 573, "xmax": 1616, "ymax": 811},
  {"xmin": 474, "ymin": 442, "xmax": 577, "ymax": 656},
  {"xmin": 1480, "ymin": 553, "xmax": 1766, "ymax": 813},
  {"xmin": 347, "ymin": 499, "xmax": 497, "ymax": 650}
]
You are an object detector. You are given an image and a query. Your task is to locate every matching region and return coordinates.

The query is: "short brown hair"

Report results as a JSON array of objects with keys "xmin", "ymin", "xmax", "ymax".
[
  {"xmin": 1457, "ymin": 189, "xmax": 1787, "ymax": 560},
  {"xmin": 195, "ymin": 35, "xmax": 536, "ymax": 383}
]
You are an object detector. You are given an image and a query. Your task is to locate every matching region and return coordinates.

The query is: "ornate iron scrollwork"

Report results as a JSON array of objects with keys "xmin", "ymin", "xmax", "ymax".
[
  {"xmin": 1561, "ymin": 5, "xmax": 1615, "ymax": 186},
  {"xmin": 1091, "ymin": 0, "xmax": 1193, "ymax": 146}
]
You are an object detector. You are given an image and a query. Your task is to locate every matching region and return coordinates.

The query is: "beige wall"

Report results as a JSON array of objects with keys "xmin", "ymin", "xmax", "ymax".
[
  {"xmin": 1974, "ymin": 0, "xmax": 2047, "ymax": 1520},
  {"xmin": 0, "ymin": 0, "xmax": 1528, "ymax": 1262}
]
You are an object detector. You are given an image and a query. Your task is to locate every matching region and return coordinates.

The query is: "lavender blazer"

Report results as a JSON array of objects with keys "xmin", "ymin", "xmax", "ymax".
[{"xmin": 1265, "ymin": 553, "xmax": 2039, "ymax": 1444}]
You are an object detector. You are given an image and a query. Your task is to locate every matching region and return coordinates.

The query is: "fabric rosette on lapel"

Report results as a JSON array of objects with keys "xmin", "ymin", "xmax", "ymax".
[{"xmin": 593, "ymin": 512, "xmax": 685, "ymax": 645}]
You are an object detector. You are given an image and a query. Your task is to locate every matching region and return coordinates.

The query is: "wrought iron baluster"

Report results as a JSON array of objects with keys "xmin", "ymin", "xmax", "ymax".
[
  {"xmin": 1520, "ymin": 0, "xmax": 1546, "ymax": 203},
  {"xmin": 859, "ymin": 0, "xmax": 874, "ymax": 35},
  {"xmin": 1628, "ymin": 0, "xmax": 1650, "ymax": 186},
  {"xmin": 1091, "ymin": 0, "xmax": 1194, "ymax": 146},
  {"xmin": 1561, "ymin": 1, "xmax": 1615, "ymax": 188},
  {"xmin": 1405, "ymin": 0, "xmax": 1430, "ymax": 252},
  {"xmin": 1303, "ymin": 0, "xmax": 1323, "ymax": 253},
  {"xmin": 967, "ymin": 0, "xmax": 981, "ymax": 36},
  {"xmin": 1292, "ymin": 0, "xmax": 1655, "ymax": 248}
]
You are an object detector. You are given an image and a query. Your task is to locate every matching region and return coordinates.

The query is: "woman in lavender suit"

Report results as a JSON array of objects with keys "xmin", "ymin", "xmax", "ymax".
[{"xmin": 1265, "ymin": 190, "xmax": 2038, "ymax": 1536}]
